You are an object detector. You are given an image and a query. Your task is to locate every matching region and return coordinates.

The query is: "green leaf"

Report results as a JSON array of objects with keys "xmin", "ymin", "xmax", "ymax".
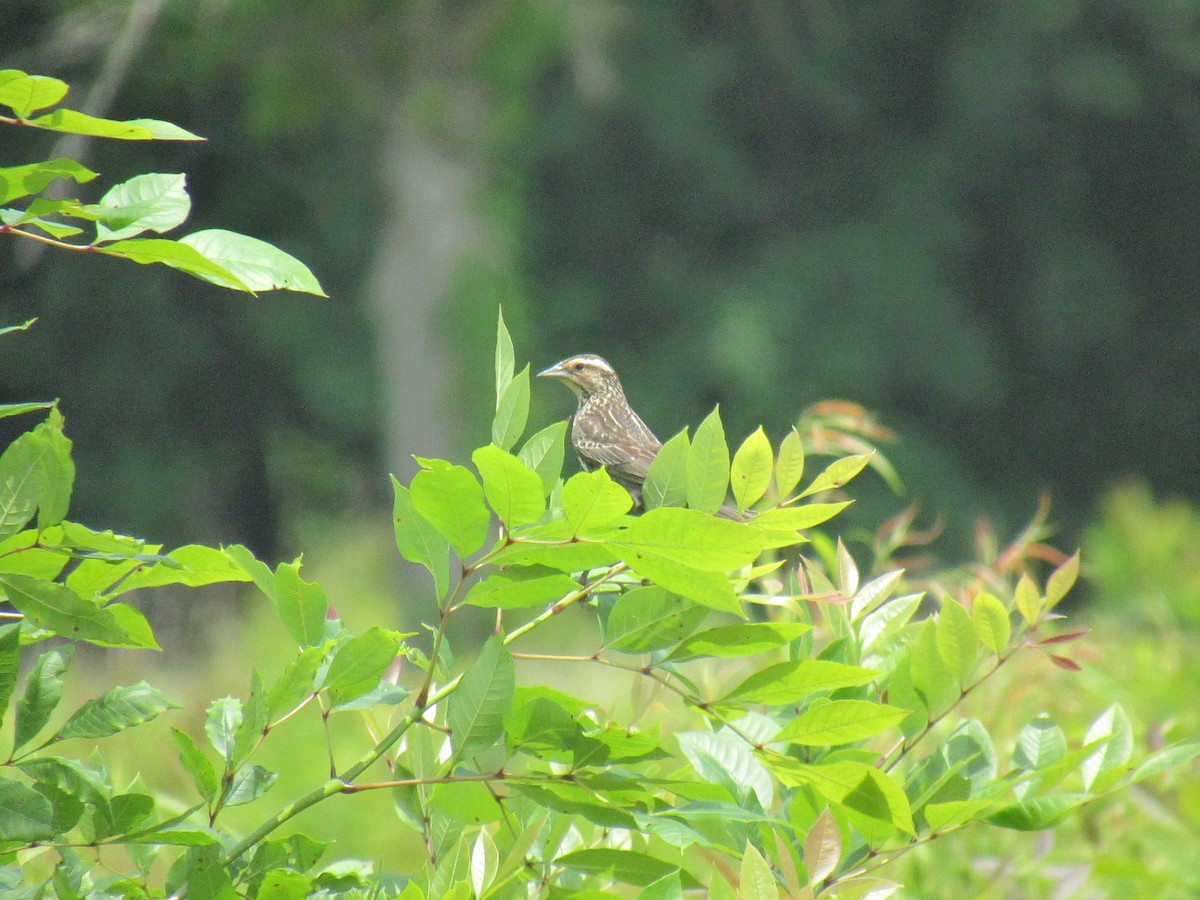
[
  {"xmin": 613, "ymin": 551, "xmax": 742, "ymax": 615},
  {"xmin": 775, "ymin": 428, "xmax": 805, "ymax": 498},
  {"xmin": 738, "ymin": 843, "xmax": 777, "ymax": 900},
  {"xmin": 935, "ymin": 596, "xmax": 979, "ymax": 683},
  {"xmin": 971, "ymin": 592, "xmax": 1011, "ymax": 654},
  {"xmin": 233, "ymin": 671, "xmax": 268, "ymax": 766},
  {"xmin": 611, "ymin": 507, "xmax": 763, "ymax": 571},
  {"xmin": 907, "ymin": 618, "xmax": 956, "ymax": 712},
  {"xmin": 472, "ymin": 444, "xmax": 545, "ymax": 526},
  {"xmin": 562, "ymin": 467, "xmax": 633, "ymax": 532},
  {"xmin": 775, "ymin": 700, "xmax": 909, "ymax": 746},
  {"xmin": 860, "ymin": 592, "xmax": 924, "ymax": 652},
  {"xmin": 639, "ymin": 870, "xmax": 684, "ymax": 900},
  {"xmin": 0, "ymin": 776, "xmax": 55, "ymax": 841},
  {"xmin": 0, "ymin": 431, "xmax": 43, "ymax": 539},
  {"xmin": 799, "ymin": 454, "xmax": 872, "ymax": 499},
  {"xmin": 92, "ymin": 173, "xmax": 191, "ymax": 243},
  {"xmin": 1129, "ymin": 743, "xmax": 1200, "ymax": 784},
  {"xmin": 0, "ymin": 158, "xmax": 97, "ymax": 205},
  {"xmin": 492, "ymin": 364, "xmax": 530, "ymax": 451},
  {"xmin": 495, "ymin": 308, "xmax": 515, "ymax": 407},
  {"xmin": 726, "ymin": 660, "xmax": 879, "ymax": 705},
  {"xmin": 985, "ymin": 793, "xmax": 1089, "ymax": 830},
  {"xmin": 849, "ymin": 568, "xmax": 905, "ymax": 622},
  {"xmin": 51, "ymin": 682, "xmax": 178, "ymax": 743},
  {"xmin": 28, "ymin": 406, "xmax": 74, "ymax": 530},
  {"xmin": 677, "ymin": 728, "xmax": 773, "ymax": 810},
  {"xmin": 1014, "ymin": 574, "xmax": 1041, "ymax": 626},
  {"xmin": 0, "ymin": 70, "xmax": 67, "ymax": 117},
  {"xmin": 686, "ymin": 407, "xmax": 729, "ymax": 513},
  {"xmin": 463, "ymin": 569, "xmax": 580, "ymax": 609},
  {"xmin": 1080, "ymin": 704, "xmax": 1132, "ymax": 791},
  {"xmin": 0, "ymin": 624, "xmax": 19, "ymax": 732},
  {"xmin": 518, "ymin": 420, "xmax": 567, "ymax": 494},
  {"xmin": 179, "ymin": 229, "xmax": 326, "ymax": 295},
  {"xmin": 643, "ymin": 429, "xmax": 690, "ymax": 510},
  {"xmin": 96, "ymin": 238, "xmax": 251, "ymax": 290},
  {"xmin": 121, "ymin": 117, "xmax": 205, "ymax": 141},
  {"xmin": 730, "ymin": 427, "xmax": 773, "ymax": 511},
  {"xmin": 13, "ymin": 645, "xmax": 72, "ymax": 752},
  {"xmin": 270, "ymin": 561, "xmax": 329, "ymax": 649},
  {"xmin": 410, "ymin": 460, "xmax": 491, "ymax": 557},
  {"xmin": 0, "ymin": 401, "xmax": 55, "ymax": 420},
  {"xmin": 114, "ymin": 543, "xmax": 255, "ymax": 593},
  {"xmin": 1012, "ymin": 714, "xmax": 1067, "ymax": 770},
  {"xmin": 256, "ymin": 870, "xmax": 312, "ymax": 900},
  {"xmin": 821, "ymin": 877, "xmax": 901, "ymax": 900},
  {"xmin": 1045, "ymin": 551, "xmax": 1080, "ymax": 609},
  {"xmin": 178, "ymin": 844, "xmax": 239, "ymax": 900},
  {"xmin": 0, "ymin": 574, "xmax": 158, "ymax": 648},
  {"xmin": 265, "ymin": 643, "xmax": 328, "ymax": 719},
  {"xmin": 205, "ymin": 697, "xmax": 242, "ymax": 767},
  {"xmin": 26, "ymin": 109, "xmax": 199, "ymax": 140},
  {"xmin": 603, "ymin": 585, "xmax": 708, "ymax": 652},
  {"xmin": 449, "ymin": 636, "xmax": 514, "ymax": 756},
  {"xmin": 555, "ymin": 849, "xmax": 686, "ymax": 888},
  {"xmin": 322, "ymin": 627, "xmax": 401, "ymax": 705},
  {"xmin": 774, "ymin": 760, "xmax": 914, "ymax": 834},
  {"xmin": 224, "ymin": 764, "xmax": 277, "ymax": 807},
  {"xmin": 663, "ymin": 622, "xmax": 811, "ymax": 663},
  {"xmin": 391, "ymin": 479, "xmax": 450, "ymax": 598},
  {"xmin": 171, "ymin": 727, "xmax": 218, "ymax": 801}
]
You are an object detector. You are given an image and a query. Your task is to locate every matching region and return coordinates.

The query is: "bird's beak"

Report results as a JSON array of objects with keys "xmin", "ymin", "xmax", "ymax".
[{"xmin": 537, "ymin": 362, "xmax": 569, "ymax": 380}]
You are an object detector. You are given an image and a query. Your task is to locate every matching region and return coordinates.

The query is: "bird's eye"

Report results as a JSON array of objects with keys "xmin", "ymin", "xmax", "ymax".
[{"xmin": 570, "ymin": 362, "xmax": 583, "ymax": 371}]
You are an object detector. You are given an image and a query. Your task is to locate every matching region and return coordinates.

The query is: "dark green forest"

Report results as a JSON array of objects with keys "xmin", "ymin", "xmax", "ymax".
[{"xmin": 5, "ymin": 0, "xmax": 1199, "ymax": 557}]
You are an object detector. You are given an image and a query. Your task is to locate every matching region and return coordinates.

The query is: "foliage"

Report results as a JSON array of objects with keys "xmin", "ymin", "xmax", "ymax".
[
  {"xmin": 0, "ymin": 313, "xmax": 1192, "ymax": 898},
  {"xmin": 0, "ymin": 68, "xmax": 324, "ymax": 297}
]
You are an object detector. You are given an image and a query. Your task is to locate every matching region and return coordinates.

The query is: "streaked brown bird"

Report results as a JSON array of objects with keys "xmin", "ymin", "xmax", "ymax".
[{"xmin": 538, "ymin": 353, "xmax": 745, "ymax": 519}]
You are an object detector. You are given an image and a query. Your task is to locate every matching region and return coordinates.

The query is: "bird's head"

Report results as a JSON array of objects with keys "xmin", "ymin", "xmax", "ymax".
[{"xmin": 537, "ymin": 354, "xmax": 623, "ymax": 400}]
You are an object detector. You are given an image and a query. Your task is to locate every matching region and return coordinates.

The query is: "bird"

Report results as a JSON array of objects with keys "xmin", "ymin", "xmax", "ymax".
[{"xmin": 538, "ymin": 353, "xmax": 746, "ymax": 519}]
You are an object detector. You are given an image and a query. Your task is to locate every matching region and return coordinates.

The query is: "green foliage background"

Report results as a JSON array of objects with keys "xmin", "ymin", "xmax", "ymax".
[{"xmin": 3, "ymin": 1, "xmax": 1199, "ymax": 550}]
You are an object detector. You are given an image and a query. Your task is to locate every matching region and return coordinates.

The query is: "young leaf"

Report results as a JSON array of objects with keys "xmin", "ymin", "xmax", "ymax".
[
  {"xmin": 470, "ymin": 827, "xmax": 499, "ymax": 898},
  {"xmin": 686, "ymin": 407, "xmax": 729, "ymax": 514},
  {"xmin": 849, "ymin": 569, "xmax": 905, "ymax": 622},
  {"xmin": 562, "ymin": 468, "xmax": 632, "ymax": 533},
  {"xmin": 971, "ymin": 592, "xmax": 1011, "ymax": 654},
  {"xmin": 836, "ymin": 538, "xmax": 860, "ymax": 595},
  {"xmin": 730, "ymin": 427, "xmax": 773, "ymax": 511},
  {"xmin": 775, "ymin": 700, "xmax": 909, "ymax": 746},
  {"xmin": 495, "ymin": 308, "xmax": 515, "ymax": 407},
  {"xmin": 178, "ymin": 229, "xmax": 327, "ymax": 296},
  {"xmin": 50, "ymin": 682, "xmax": 179, "ymax": 743},
  {"xmin": 935, "ymin": 596, "xmax": 979, "ymax": 683},
  {"xmin": 799, "ymin": 454, "xmax": 872, "ymax": 499},
  {"xmin": 449, "ymin": 636, "xmax": 514, "ymax": 756},
  {"xmin": 492, "ymin": 364, "xmax": 531, "ymax": 451},
  {"xmin": 13, "ymin": 645, "xmax": 73, "ymax": 752},
  {"xmin": 1045, "ymin": 551, "xmax": 1081, "ymax": 609},
  {"xmin": 643, "ymin": 428, "xmax": 690, "ymax": 510},
  {"xmin": 472, "ymin": 444, "xmax": 545, "ymax": 527},
  {"xmin": 860, "ymin": 592, "xmax": 924, "ymax": 653},
  {"xmin": 803, "ymin": 808, "xmax": 841, "ymax": 887},
  {"xmin": 410, "ymin": 460, "xmax": 491, "ymax": 557},
  {"xmin": 1014, "ymin": 573, "xmax": 1041, "ymax": 626},
  {"xmin": 775, "ymin": 428, "xmax": 805, "ymax": 498},
  {"xmin": 517, "ymin": 420, "xmax": 567, "ymax": 495}
]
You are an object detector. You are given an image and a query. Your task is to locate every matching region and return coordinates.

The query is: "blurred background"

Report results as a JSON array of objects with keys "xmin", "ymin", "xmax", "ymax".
[
  {"xmin": 4, "ymin": 0, "xmax": 1199, "ymax": 561},
  {"xmin": 4, "ymin": 1, "xmax": 1200, "ymax": 892}
]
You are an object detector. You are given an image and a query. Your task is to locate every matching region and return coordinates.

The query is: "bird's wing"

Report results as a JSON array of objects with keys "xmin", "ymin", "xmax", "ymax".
[{"xmin": 572, "ymin": 407, "xmax": 662, "ymax": 482}]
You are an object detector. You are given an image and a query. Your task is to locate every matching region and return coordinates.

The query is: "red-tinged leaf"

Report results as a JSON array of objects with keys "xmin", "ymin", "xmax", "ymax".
[
  {"xmin": 1048, "ymin": 655, "xmax": 1081, "ymax": 671},
  {"xmin": 1037, "ymin": 629, "xmax": 1089, "ymax": 646}
]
